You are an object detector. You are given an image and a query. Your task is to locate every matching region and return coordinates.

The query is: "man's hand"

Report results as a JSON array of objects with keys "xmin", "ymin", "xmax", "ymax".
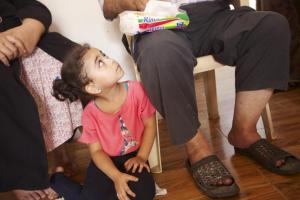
[
  {"xmin": 120, "ymin": 0, "xmax": 148, "ymax": 11},
  {"xmin": 124, "ymin": 156, "xmax": 150, "ymax": 173},
  {"xmin": 113, "ymin": 172, "xmax": 138, "ymax": 200},
  {"xmin": 103, "ymin": 0, "xmax": 149, "ymax": 20}
]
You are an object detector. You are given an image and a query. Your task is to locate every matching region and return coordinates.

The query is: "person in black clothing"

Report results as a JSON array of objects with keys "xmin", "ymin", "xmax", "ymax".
[
  {"xmin": 0, "ymin": 0, "xmax": 78, "ymax": 199},
  {"xmin": 101, "ymin": 0, "xmax": 300, "ymax": 198}
]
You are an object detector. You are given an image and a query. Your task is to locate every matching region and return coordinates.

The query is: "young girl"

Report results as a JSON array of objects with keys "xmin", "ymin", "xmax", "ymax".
[{"xmin": 51, "ymin": 44, "xmax": 156, "ymax": 200}]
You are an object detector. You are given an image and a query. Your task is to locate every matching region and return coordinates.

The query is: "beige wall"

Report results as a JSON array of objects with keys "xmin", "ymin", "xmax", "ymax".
[
  {"xmin": 39, "ymin": 0, "xmax": 136, "ymax": 81},
  {"xmin": 240, "ymin": 0, "xmax": 249, "ymax": 6},
  {"xmin": 39, "ymin": 0, "xmax": 256, "ymax": 81},
  {"xmin": 241, "ymin": 0, "xmax": 257, "ymax": 9}
]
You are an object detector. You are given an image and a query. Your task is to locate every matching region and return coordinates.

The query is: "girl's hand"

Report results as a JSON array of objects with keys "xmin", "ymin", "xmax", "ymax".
[
  {"xmin": 124, "ymin": 156, "xmax": 150, "ymax": 173},
  {"xmin": 113, "ymin": 172, "xmax": 138, "ymax": 200}
]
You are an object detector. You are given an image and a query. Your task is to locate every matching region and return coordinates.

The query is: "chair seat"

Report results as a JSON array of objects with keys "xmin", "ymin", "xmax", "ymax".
[{"xmin": 194, "ymin": 55, "xmax": 224, "ymax": 74}]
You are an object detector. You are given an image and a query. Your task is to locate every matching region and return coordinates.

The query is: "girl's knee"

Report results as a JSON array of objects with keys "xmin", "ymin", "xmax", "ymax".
[
  {"xmin": 133, "ymin": 185, "xmax": 155, "ymax": 200},
  {"xmin": 128, "ymin": 171, "xmax": 155, "ymax": 200}
]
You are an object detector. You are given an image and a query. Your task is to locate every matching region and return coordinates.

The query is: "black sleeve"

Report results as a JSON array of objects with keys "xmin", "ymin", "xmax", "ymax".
[
  {"xmin": 10, "ymin": 0, "xmax": 52, "ymax": 30},
  {"xmin": 38, "ymin": 32, "xmax": 79, "ymax": 62}
]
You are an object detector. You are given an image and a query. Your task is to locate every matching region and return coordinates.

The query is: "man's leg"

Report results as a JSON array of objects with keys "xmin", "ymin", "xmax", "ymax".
[
  {"xmin": 227, "ymin": 11, "xmax": 297, "ymax": 170},
  {"xmin": 185, "ymin": 131, "xmax": 213, "ymax": 164},
  {"xmin": 134, "ymin": 30, "xmax": 233, "ymax": 186},
  {"xmin": 228, "ymin": 89, "xmax": 286, "ymax": 167},
  {"xmin": 134, "ymin": 30, "xmax": 199, "ymax": 145},
  {"xmin": 228, "ymin": 87, "xmax": 299, "ymax": 169},
  {"xmin": 229, "ymin": 89, "xmax": 273, "ymax": 149},
  {"xmin": 134, "ymin": 30, "xmax": 212, "ymax": 157},
  {"xmin": 228, "ymin": 12, "xmax": 290, "ymax": 141}
]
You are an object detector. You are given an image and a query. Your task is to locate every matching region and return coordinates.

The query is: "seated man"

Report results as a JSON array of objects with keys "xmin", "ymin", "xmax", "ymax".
[{"xmin": 101, "ymin": 0, "xmax": 300, "ymax": 198}]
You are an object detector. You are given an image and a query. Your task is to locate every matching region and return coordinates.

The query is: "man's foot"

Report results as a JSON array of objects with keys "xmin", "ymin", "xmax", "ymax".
[
  {"xmin": 185, "ymin": 131, "xmax": 233, "ymax": 186},
  {"xmin": 186, "ymin": 155, "xmax": 240, "ymax": 198},
  {"xmin": 228, "ymin": 129, "xmax": 261, "ymax": 149},
  {"xmin": 13, "ymin": 189, "xmax": 46, "ymax": 200},
  {"xmin": 44, "ymin": 187, "xmax": 59, "ymax": 200},
  {"xmin": 228, "ymin": 129, "xmax": 285, "ymax": 167},
  {"xmin": 234, "ymin": 139, "xmax": 300, "ymax": 175},
  {"xmin": 12, "ymin": 190, "xmax": 46, "ymax": 200}
]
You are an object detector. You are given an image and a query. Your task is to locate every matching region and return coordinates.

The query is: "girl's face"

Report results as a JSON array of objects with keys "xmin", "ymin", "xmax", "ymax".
[{"xmin": 82, "ymin": 48, "xmax": 124, "ymax": 94}]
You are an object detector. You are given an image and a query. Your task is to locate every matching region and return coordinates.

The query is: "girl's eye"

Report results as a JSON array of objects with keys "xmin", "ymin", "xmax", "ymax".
[{"xmin": 98, "ymin": 60, "xmax": 103, "ymax": 67}]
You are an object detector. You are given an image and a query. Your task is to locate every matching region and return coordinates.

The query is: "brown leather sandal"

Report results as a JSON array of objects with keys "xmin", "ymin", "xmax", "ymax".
[
  {"xmin": 186, "ymin": 155, "xmax": 240, "ymax": 198},
  {"xmin": 235, "ymin": 139, "xmax": 300, "ymax": 175}
]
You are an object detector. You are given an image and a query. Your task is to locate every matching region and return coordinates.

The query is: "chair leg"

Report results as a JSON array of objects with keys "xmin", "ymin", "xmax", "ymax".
[
  {"xmin": 261, "ymin": 102, "xmax": 275, "ymax": 140},
  {"xmin": 203, "ymin": 70, "xmax": 219, "ymax": 120},
  {"xmin": 148, "ymin": 112, "xmax": 162, "ymax": 173}
]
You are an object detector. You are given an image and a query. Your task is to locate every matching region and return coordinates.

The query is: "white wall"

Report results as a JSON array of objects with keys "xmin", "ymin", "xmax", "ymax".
[
  {"xmin": 39, "ymin": 0, "xmax": 136, "ymax": 81},
  {"xmin": 240, "ymin": 0, "xmax": 256, "ymax": 9},
  {"xmin": 249, "ymin": 0, "xmax": 257, "ymax": 9}
]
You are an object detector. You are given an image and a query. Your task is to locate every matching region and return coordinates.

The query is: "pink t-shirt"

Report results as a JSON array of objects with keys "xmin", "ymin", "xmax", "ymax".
[{"xmin": 78, "ymin": 81, "xmax": 156, "ymax": 156}]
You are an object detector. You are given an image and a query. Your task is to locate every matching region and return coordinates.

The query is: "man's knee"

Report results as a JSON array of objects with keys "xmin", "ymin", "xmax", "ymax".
[
  {"xmin": 138, "ymin": 30, "xmax": 175, "ymax": 47},
  {"xmin": 262, "ymin": 12, "xmax": 290, "ymax": 40},
  {"xmin": 134, "ymin": 31, "xmax": 195, "ymax": 72}
]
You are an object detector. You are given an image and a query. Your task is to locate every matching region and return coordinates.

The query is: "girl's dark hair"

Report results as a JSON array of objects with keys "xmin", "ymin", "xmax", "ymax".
[{"xmin": 52, "ymin": 44, "xmax": 93, "ymax": 102}]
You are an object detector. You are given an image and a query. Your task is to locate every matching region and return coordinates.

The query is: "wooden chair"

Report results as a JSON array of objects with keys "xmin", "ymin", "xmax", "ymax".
[{"xmin": 126, "ymin": 36, "xmax": 275, "ymax": 174}]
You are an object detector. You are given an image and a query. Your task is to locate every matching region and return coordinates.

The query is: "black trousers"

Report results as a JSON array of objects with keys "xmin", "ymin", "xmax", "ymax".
[
  {"xmin": 0, "ymin": 16, "xmax": 78, "ymax": 191},
  {"xmin": 133, "ymin": 1, "xmax": 290, "ymax": 145},
  {"xmin": 51, "ymin": 151, "xmax": 155, "ymax": 200},
  {"xmin": 0, "ymin": 59, "xmax": 50, "ymax": 191}
]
